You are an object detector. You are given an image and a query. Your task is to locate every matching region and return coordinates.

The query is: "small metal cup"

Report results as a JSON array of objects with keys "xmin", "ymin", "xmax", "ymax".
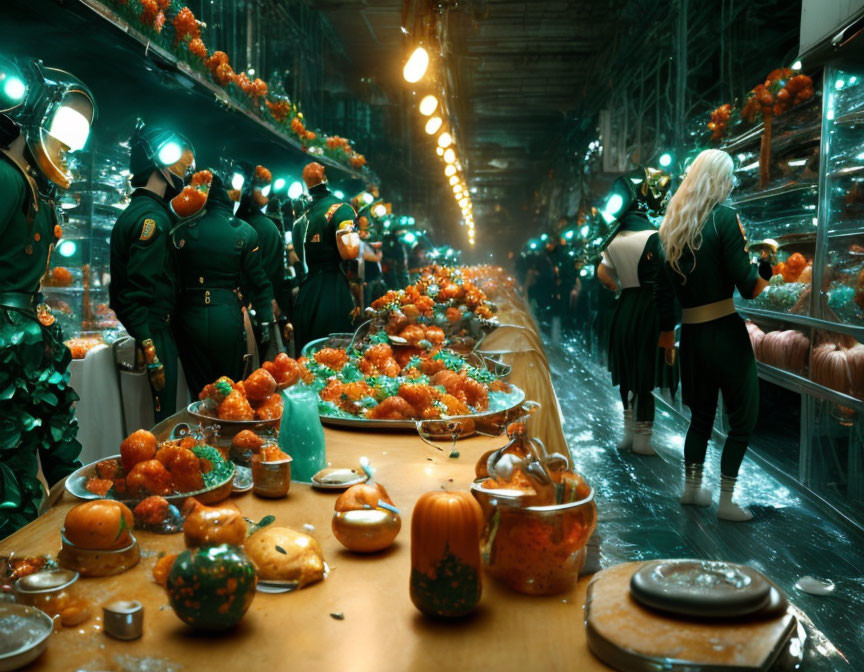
[
  {"xmin": 252, "ymin": 457, "xmax": 293, "ymax": 498},
  {"xmin": 103, "ymin": 600, "xmax": 143, "ymax": 640}
]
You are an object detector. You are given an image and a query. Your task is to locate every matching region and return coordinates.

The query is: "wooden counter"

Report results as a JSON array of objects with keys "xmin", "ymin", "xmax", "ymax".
[{"xmin": 1, "ymin": 425, "xmax": 610, "ymax": 672}]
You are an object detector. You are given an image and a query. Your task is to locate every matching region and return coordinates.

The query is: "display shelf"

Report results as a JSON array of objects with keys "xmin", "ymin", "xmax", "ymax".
[
  {"xmin": 756, "ymin": 361, "xmax": 864, "ymax": 413},
  {"xmin": 731, "ymin": 181, "xmax": 817, "ymax": 205},
  {"xmin": 739, "ymin": 305, "xmax": 864, "ymax": 339},
  {"xmin": 74, "ymin": 0, "xmax": 374, "ymax": 184}
]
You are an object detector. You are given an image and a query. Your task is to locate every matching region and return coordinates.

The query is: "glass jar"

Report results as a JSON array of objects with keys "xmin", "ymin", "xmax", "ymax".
[{"xmin": 472, "ymin": 482, "xmax": 597, "ymax": 595}]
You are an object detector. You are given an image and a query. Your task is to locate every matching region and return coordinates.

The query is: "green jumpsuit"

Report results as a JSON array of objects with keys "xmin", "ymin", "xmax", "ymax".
[
  {"xmin": 109, "ymin": 189, "xmax": 178, "ymax": 421},
  {"xmin": 603, "ymin": 212, "xmax": 677, "ymax": 422},
  {"xmin": 0, "ymin": 153, "xmax": 82, "ymax": 537},
  {"xmin": 239, "ymin": 209, "xmax": 291, "ymax": 318},
  {"xmin": 661, "ymin": 204, "xmax": 760, "ymax": 478},
  {"xmin": 293, "ymin": 184, "xmax": 356, "ymax": 352},
  {"xmin": 172, "ymin": 191, "xmax": 275, "ymax": 396}
]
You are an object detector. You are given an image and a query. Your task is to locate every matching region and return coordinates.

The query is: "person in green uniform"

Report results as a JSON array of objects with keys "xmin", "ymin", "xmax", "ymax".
[
  {"xmin": 658, "ymin": 149, "xmax": 771, "ymax": 522},
  {"xmin": 171, "ymin": 169, "xmax": 278, "ymax": 396},
  {"xmin": 0, "ymin": 57, "xmax": 95, "ymax": 537},
  {"xmin": 109, "ymin": 121, "xmax": 194, "ymax": 422},
  {"xmin": 597, "ymin": 168, "xmax": 674, "ymax": 455},
  {"xmin": 293, "ymin": 162, "xmax": 359, "ymax": 353},
  {"xmin": 234, "ymin": 162, "xmax": 292, "ymax": 355}
]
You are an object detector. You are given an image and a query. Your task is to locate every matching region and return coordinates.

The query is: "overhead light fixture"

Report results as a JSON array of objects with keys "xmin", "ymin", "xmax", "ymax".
[
  {"xmin": 444, "ymin": 165, "xmax": 457, "ymax": 177},
  {"xmin": 419, "ymin": 95, "xmax": 438, "ymax": 116},
  {"xmin": 437, "ymin": 132, "xmax": 452, "ymax": 148},
  {"xmin": 436, "ymin": 147, "xmax": 444, "ymax": 156},
  {"xmin": 273, "ymin": 178, "xmax": 286, "ymax": 191},
  {"xmin": 444, "ymin": 148, "xmax": 456, "ymax": 163},
  {"xmin": 658, "ymin": 152, "xmax": 673, "ymax": 168},
  {"xmin": 287, "ymin": 181, "xmax": 304, "ymax": 199},
  {"xmin": 425, "ymin": 116, "xmax": 442, "ymax": 135},
  {"xmin": 449, "ymin": 175, "xmax": 459, "ymax": 186},
  {"xmin": 403, "ymin": 46, "xmax": 430, "ymax": 83}
]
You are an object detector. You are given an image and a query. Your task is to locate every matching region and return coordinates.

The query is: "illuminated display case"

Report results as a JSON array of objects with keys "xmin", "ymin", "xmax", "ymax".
[
  {"xmin": 721, "ymin": 61, "xmax": 864, "ymax": 522},
  {"xmin": 41, "ymin": 141, "xmax": 126, "ymax": 349}
]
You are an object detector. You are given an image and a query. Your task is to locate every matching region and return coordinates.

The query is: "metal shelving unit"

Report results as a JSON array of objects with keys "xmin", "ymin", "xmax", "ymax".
[
  {"xmin": 75, "ymin": 0, "xmax": 375, "ymax": 184},
  {"xmin": 719, "ymin": 62, "xmax": 864, "ymax": 525}
]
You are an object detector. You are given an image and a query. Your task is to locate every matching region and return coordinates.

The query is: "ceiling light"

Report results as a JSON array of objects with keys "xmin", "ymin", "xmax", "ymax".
[
  {"xmin": 444, "ymin": 148, "xmax": 456, "ymax": 163},
  {"xmin": 425, "ymin": 116, "xmax": 442, "ymax": 135},
  {"xmin": 419, "ymin": 95, "xmax": 438, "ymax": 116},
  {"xmin": 449, "ymin": 175, "xmax": 459, "ymax": 186},
  {"xmin": 273, "ymin": 178, "xmax": 286, "ymax": 191},
  {"xmin": 437, "ymin": 132, "xmax": 452, "ymax": 148},
  {"xmin": 444, "ymin": 165, "xmax": 457, "ymax": 177},
  {"xmin": 436, "ymin": 147, "xmax": 444, "ymax": 156},
  {"xmin": 403, "ymin": 46, "xmax": 429, "ymax": 83}
]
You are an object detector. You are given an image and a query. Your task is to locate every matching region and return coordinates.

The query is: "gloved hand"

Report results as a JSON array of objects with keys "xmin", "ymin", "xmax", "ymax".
[
  {"xmin": 141, "ymin": 338, "xmax": 166, "ymax": 391},
  {"xmin": 658, "ymin": 330, "xmax": 676, "ymax": 367},
  {"xmin": 258, "ymin": 321, "xmax": 285, "ymax": 362}
]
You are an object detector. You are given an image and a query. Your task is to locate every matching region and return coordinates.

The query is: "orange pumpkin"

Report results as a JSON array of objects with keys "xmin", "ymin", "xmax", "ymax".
[
  {"xmin": 811, "ymin": 343, "xmax": 851, "ymax": 395},
  {"xmin": 334, "ymin": 482, "xmax": 394, "ymax": 512},
  {"xmin": 64, "ymin": 500, "xmax": 134, "ymax": 550},
  {"xmin": 410, "ymin": 491, "xmax": 483, "ymax": 618}
]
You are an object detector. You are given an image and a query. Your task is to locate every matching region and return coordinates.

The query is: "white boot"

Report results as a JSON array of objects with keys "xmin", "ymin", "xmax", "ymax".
[
  {"xmin": 680, "ymin": 462, "xmax": 712, "ymax": 507},
  {"xmin": 632, "ymin": 421, "xmax": 656, "ymax": 455},
  {"xmin": 718, "ymin": 475, "xmax": 752, "ymax": 521},
  {"xmin": 616, "ymin": 408, "xmax": 634, "ymax": 451}
]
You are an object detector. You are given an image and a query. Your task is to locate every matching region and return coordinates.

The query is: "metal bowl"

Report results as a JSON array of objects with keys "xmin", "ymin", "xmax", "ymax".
[
  {"xmin": 65, "ymin": 453, "xmax": 235, "ymax": 506},
  {"xmin": 0, "ymin": 602, "xmax": 54, "ymax": 671},
  {"xmin": 187, "ymin": 400, "xmax": 281, "ymax": 434}
]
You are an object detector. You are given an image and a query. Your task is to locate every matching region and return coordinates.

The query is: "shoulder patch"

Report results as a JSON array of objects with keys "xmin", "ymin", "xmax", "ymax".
[
  {"xmin": 324, "ymin": 203, "xmax": 343, "ymax": 223},
  {"xmin": 140, "ymin": 218, "xmax": 157, "ymax": 241}
]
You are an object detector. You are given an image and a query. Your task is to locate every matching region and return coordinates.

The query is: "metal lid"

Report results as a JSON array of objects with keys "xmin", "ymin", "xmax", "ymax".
[{"xmin": 13, "ymin": 568, "xmax": 78, "ymax": 594}]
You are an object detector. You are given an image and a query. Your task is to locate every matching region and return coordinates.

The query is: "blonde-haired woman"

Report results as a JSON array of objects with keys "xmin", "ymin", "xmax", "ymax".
[{"xmin": 659, "ymin": 149, "xmax": 770, "ymax": 521}]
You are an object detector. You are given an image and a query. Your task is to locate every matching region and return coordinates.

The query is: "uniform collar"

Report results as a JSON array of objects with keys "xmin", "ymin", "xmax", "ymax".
[
  {"xmin": 309, "ymin": 183, "xmax": 330, "ymax": 200},
  {"xmin": 131, "ymin": 188, "xmax": 169, "ymax": 209}
]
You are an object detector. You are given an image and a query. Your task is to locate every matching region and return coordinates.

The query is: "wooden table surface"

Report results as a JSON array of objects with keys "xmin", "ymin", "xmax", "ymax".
[{"xmin": 1, "ymin": 424, "xmax": 611, "ymax": 672}]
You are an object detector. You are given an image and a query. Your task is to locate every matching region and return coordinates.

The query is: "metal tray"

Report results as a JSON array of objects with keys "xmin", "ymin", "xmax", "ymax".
[
  {"xmin": 318, "ymin": 385, "xmax": 527, "ymax": 431},
  {"xmin": 65, "ymin": 453, "xmax": 235, "ymax": 506}
]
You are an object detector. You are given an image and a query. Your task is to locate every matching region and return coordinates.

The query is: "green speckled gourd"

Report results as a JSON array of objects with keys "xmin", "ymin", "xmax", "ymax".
[
  {"xmin": 410, "ymin": 491, "xmax": 483, "ymax": 619},
  {"xmin": 166, "ymin": 544, "xmax": 257, "ymax": 630}
]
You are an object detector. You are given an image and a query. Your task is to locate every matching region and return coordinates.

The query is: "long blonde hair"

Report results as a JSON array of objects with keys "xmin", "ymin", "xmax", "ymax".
[{"xmin": 660, "ymin": 149, "xmax": 734, "ymax": 279}]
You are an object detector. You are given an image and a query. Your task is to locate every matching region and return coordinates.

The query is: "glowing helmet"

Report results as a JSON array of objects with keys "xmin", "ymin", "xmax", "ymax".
[
  {"xmin": 129, "ymin": 119, "xmax": 195, "ymax": 193},
  {"xmin": 3, "ymin": 58, "xmax": 97, "ymax": 192}
]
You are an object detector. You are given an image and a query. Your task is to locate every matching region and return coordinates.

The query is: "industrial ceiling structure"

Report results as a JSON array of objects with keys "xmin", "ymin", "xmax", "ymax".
[{"xmin": 315, "ymin": 0, "xmax": 801, "ymax": 256}]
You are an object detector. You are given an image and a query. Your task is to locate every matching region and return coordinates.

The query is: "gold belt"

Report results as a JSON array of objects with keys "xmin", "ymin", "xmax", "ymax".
[{"xmin": 681, "ymin": 298, "xmax": 736, "ymax": 324}]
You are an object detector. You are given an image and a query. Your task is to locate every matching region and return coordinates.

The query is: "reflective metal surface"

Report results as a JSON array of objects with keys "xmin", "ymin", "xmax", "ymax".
[{"xmin": 552, "ymin": 336, "xmax": 863, "ymax": 669}]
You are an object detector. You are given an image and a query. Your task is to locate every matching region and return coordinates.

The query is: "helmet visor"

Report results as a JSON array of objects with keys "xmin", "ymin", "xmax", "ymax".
[{"xmin": 46, "ymin": 91, "xmax": 93, "ymax": 151}]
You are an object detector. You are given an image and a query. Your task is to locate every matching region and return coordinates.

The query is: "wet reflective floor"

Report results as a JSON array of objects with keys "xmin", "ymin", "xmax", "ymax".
[{"xmin": 549, "ymin": 338, "xmax": 864, "ymax": 670}]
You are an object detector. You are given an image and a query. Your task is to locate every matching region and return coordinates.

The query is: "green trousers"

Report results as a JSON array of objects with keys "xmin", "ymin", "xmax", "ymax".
[
  {"xmin": 294, "ymin": 267, "xmax": 356, "ymax": 353},
  {"xmin": 680, "ymin": 313, "xmax": 759, "ymax": 478},
  {"xmin": 174, "ymin": 297, "xmax": 247, "ymax": 397},
  {"xmin": 147, "ymin": 321, "xmax": 178, "ymax": 423}
]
